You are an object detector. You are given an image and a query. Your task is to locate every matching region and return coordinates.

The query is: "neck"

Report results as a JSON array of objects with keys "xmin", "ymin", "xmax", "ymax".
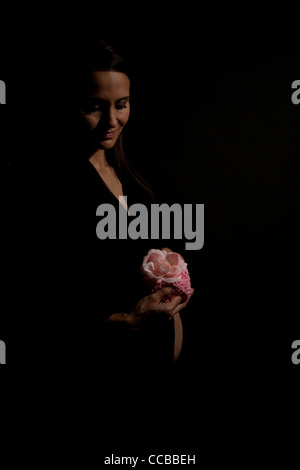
[{"xmin": 89, "ymin": 149, "xmax": 109, "ymax": 172}]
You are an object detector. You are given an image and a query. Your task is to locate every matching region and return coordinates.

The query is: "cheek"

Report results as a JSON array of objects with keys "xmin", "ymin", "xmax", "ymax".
[
  {"xmin": 79, "ymin": 113, "xmax": 102, "ymax": 131},
  {"xmin": 119, "ymin": 109, "xmax": 130, "ymax": 127},
  {"xmin": 83, "ymin": 116, "xmax": 100, "ymax": 131}
]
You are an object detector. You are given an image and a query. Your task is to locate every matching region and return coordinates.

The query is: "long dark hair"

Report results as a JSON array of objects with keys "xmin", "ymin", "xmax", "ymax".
[{"xmin": 54, "ymin": 38, "xmax": 155, "ymax": 201}]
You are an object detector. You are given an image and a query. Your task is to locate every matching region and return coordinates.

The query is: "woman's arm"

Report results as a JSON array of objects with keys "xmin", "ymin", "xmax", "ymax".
[{"xmin": 104, "ymin": 286, "xmax": 193, "ymax": 329}]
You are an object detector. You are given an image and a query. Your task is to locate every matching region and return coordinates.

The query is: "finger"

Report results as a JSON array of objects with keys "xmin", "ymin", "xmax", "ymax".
[
  {"xmin": 170, "ymin": 290, "xmax": 194, "ymax": 316},
  {"xmin": 155, "ymin": 295, "xmax": 183, "ymax": 313},
  {"xmin": 171, "ymin": 298, "xmax": 189, "ymax": 316},
  {"xmin": 151, "ymin": 287, "xmax": 174, "ymax": 302}
]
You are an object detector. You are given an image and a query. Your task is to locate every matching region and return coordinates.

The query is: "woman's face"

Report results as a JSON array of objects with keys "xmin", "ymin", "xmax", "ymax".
[{"xmin": 79, "ymin": 70, "xmax": 130, "ymax": 150}]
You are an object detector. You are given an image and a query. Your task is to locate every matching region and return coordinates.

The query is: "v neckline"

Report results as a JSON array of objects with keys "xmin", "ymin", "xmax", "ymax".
[{"xmin": 87, "ymin": 160, "xmax": 129, "ymax": 212}]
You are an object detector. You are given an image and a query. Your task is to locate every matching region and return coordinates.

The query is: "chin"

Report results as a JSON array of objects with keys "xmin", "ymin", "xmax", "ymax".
[{"xmin": 97, "ymin": 140, "xmax": 117, "ymax": 150}]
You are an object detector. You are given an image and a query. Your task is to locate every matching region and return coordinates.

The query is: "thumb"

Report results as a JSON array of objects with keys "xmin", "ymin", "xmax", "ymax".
[{"xmin": 152, "ymin": 287, "xmax": 174, "ymax": 301}]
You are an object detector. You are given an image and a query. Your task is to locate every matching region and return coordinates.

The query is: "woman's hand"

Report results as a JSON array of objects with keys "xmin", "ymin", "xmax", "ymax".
[
  {"xmin": 105, "ymin": 247, "xmax": 194, "ymax": 329},
  {"xmin": 127, "ymin": 286, "xmax": 194, "ymax": 328}
]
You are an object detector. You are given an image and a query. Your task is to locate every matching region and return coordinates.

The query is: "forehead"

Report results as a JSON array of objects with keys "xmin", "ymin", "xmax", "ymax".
[{"xmin": 84, "ymin": 70, "xmax": 130, "ymax": 99}]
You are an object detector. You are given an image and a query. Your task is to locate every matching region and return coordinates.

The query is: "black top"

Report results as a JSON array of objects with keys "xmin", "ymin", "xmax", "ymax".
[{"xmin": 5, "ymin": 154, "xmax": 174, "ymax": 369}]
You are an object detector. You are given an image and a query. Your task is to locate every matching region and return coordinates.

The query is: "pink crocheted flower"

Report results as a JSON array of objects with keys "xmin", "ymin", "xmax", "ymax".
[{"xmin": 141, "ymin": 249, "xmax": 192, "ymax": 302}]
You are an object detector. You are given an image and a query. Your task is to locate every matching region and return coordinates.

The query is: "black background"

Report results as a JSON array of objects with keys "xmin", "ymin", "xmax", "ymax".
[{"xmin": 0, "ymin": 4, "xmax": 299, "ymax": 461}]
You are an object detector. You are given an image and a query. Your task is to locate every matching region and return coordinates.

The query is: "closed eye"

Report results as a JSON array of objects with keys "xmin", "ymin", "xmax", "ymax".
[
  {"xmin": 81, "ymin": 96, "xmax": 130, "ymax": 113},
  {"xmin": 81, "ymin": 99, "xmax": 105, "ymax": 113},
  {"xmin": 116, "ymin": 97, "xmax": 130, "ymax": 109}
]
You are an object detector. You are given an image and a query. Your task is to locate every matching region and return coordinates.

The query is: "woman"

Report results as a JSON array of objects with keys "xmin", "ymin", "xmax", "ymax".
[{"xmin": 7, "ymin": 39, "xmax": 193, "ymax": 369}]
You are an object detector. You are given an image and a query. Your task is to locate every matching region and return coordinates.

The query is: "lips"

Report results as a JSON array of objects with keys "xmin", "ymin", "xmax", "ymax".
[{"xmin": 101, "ymin": 130, "xmax": 117, "ymax": 139}]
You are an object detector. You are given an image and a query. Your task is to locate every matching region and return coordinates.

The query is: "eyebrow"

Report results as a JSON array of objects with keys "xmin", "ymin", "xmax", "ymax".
[
  {"xmin": 88, "ymin": 96, "xmax": 130, "ymax": 103},
  {"xmin": 116, "ymin": 96, "xmax": 130, "ymax": 102}
]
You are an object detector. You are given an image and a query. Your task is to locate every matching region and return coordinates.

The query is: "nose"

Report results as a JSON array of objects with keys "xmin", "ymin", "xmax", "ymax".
[{"xmin": 107, "ymin": 106, "xmax": 118, "ymax": 128}]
